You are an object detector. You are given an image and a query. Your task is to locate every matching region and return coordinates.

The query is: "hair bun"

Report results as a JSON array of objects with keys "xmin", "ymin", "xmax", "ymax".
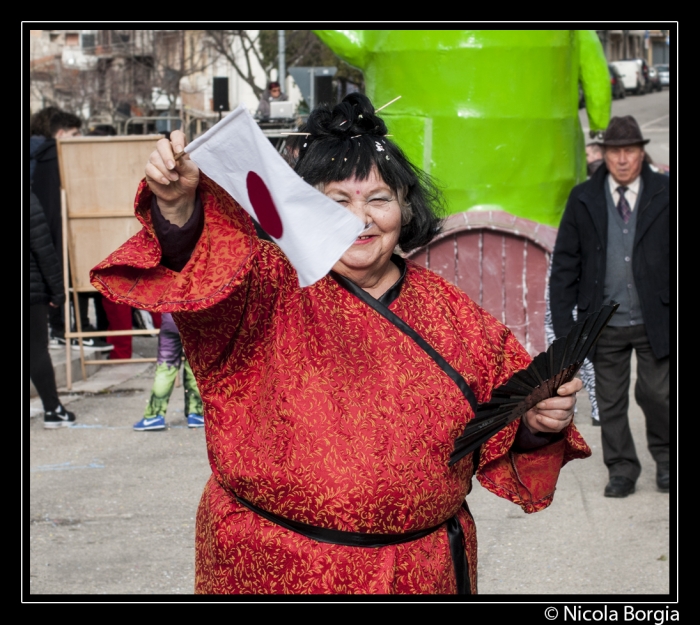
[{"xmin": 305, "ymin": 93, "xmax": 387, "ymax": 140}]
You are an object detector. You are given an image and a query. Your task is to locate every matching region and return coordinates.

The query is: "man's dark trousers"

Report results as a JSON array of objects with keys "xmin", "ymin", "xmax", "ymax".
[{"xmin": 593, "ymin": 324, "xmax": 669, "ymax": 483}]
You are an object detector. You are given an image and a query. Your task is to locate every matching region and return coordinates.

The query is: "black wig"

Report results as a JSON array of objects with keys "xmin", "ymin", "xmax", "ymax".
[{"xmin": 293, "ymin": 93, "xmax": 444, "ymax": 252}]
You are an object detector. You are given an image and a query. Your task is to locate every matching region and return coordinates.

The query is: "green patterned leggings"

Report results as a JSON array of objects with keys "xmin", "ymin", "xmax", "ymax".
[{"xmin": 143, "ymin": 359, "xmax": 203, "ymax": 419}]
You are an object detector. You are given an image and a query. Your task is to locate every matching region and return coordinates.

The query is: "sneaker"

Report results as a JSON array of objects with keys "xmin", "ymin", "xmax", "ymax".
[
  {"xmin": 71, "ymin": 337, "xmax": 114, "ymax": 352},
  {"xmin": 44, "ymin": 405, "xmax": 76, "ymax": 429},
  {"xmin": 49, "ymin": 332, "xmax": 66, "ymax": 349},
  {"xmin": 133, "ymin": 415, "xmax": 166, "ymax": 431},
  {"xmin": 187, "ymin": 414, "xmax": 205, "ymax": 428}
]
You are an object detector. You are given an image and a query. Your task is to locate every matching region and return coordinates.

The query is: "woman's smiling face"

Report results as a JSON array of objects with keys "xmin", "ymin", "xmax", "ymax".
[{"xmin": 324, "ymin": 167, "xmax": 403, "ymax": 283}]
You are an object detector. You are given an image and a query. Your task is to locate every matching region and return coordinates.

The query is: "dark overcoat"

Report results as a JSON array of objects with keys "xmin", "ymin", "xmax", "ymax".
[{"xmin": 549, "ymin": 161, "xmax": 669, "ymax": 360}]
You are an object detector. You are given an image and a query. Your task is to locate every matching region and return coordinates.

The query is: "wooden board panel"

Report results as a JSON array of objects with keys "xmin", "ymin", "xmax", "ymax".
[
  {"xmin": 455, "ymin": 231, "xmax": 482, "ymax": 306},
  {"xmin": 426, "ymin": 234, "xmax": 456, "ymax": 284},
  {"xmin": 480, "ymin": 230, "xmax": 505, "ymax": 324},
  {"xmin": 503, "ymin": 233, "xmax": 527, "ymax": 345},
  {"xmin": 524, "ymin": 243, "xmax": 550, "ymax": 356},
  {"xmin": 68, "ymin": 216, "xmax": 142, "ymax": 291},
  {"xmin": 57, "ymin": 135, "xmax": 161, "ymax": 216},
  {"xmin": 407, "ymin": 211, "xmax": 557, "ymax": 356}
]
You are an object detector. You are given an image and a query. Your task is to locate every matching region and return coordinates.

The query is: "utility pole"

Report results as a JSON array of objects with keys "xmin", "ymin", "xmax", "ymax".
[{"xmin": 278, "ymin": 30, "xmax": 286, "ymax": 93}]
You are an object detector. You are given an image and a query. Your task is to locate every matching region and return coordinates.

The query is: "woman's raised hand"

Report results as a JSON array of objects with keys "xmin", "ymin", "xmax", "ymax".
[{"xmin": 145, "ymin": 129, "xmax": 200, "ymax": 226}]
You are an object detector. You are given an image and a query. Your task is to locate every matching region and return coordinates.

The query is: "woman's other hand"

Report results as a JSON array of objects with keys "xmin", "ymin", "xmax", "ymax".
[
  {"xmin": 145, "ymin": 129, "xmax": 200, "ymax": 226},
  {"xmin": 522, "ymin": 377, "xmax": 582, "ymax": 435}
]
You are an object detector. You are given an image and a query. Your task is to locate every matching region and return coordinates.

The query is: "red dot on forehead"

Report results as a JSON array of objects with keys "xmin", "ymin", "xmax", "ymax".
[{"xmin": 356, "ymin": 190, "xmax": 360, "ymax": 194}]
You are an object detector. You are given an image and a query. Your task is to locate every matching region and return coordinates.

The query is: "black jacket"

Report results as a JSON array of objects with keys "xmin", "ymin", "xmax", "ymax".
[
  {"xmin": 29, "ymin": 189, "xmax": 65, "ymax": 307},
  {"xmin": 549, "ymin": 161, "xmax": 669, "ymax": 360},
  {"xmin": 32, "ymin": 138, "xmax": 62, "ymax": 252}
]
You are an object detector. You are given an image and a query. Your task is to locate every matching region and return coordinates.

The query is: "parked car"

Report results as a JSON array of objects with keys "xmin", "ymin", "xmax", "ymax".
[
  {"xmin": 609, "ymin": 63, "xmax": 626, "ymax": 100},
  {"xmin": 654, "ymin": 63, "xmax": 669, "ymax": 87},
  {"xmin": 610, "ymin": 59, "xmax": 648, "ymax": 95},
  {"xmin": 647, "ymin": 66, "xmax": 663, "ymax": 92}
]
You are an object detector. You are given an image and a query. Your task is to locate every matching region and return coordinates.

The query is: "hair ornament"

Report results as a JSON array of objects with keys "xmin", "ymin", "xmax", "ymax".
[
  {"xmin": 374, "ymin": 95, "xmax": 402, "ymax": 113},
  {"xmin": 375, "ymin": 141, "xmax": 385, "ymax": 152}
]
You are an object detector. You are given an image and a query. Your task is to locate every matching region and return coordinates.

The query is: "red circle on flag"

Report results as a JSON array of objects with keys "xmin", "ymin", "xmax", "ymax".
[{"xmin": 246, "ymin": 171, "xmax": 283, "ymax": 239}]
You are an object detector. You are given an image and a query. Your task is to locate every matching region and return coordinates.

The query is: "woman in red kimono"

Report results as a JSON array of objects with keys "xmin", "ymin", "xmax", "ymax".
[{"xmin": 91, "ymin": 94, "xmax": 590, "ymax": 595}]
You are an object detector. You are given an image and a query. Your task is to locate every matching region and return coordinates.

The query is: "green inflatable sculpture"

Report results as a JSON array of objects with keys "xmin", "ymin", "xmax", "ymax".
[{"xmin": 314, "ymin": 30, "xmax": 611, "ymax": 227}]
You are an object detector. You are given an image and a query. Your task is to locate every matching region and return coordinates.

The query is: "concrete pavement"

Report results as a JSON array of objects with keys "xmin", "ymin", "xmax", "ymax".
[{"xmin": 26, "ymin": 336, "xmax": 674, "ymax": 598}]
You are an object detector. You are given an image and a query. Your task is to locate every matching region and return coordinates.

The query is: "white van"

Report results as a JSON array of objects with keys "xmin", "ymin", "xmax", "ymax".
[{"xmin": 610, "ymin": 60, "xmax": 647, "ymax": 95}]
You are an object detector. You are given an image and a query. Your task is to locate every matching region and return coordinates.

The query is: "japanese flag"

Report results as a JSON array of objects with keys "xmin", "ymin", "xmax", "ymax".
[{"xmin": 184, "ymin": 105, "xmax": 365, "ymax": 287}]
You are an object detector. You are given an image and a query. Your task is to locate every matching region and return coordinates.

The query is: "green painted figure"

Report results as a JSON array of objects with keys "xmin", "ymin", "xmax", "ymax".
[{"xmin": 314, "ymin": 30, "xmax": 611, "ymax": 226}]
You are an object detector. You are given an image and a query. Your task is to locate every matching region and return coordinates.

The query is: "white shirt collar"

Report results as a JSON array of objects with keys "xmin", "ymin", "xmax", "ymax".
[{"xmin": 608, "ymin": 174, "xmax": 641, "ymax": 208}]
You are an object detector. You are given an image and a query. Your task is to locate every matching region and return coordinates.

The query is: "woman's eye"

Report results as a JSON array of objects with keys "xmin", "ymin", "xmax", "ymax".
[{"xmin": 369, "ymin": 198, "xmax": 393, "ymax": 207}]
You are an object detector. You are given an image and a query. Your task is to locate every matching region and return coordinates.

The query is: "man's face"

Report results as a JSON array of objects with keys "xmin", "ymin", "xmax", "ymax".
[
  {"xmin": 54, "ymin": 127, "xmax": 81, "ymax": 139},
  {"xmin": 604, "ymin": 144, "xmax": 645, "ymax": 186},
  {"xmin": 586, "ymin": 145, "xmax": 602, "ymax": 164},
  {"xmin": 270, "ymin": 86, "xmax": 281, "ymax": 97}
]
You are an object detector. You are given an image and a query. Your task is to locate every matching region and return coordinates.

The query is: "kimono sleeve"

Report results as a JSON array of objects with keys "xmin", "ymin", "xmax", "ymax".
[
  {"xmin": 473, "ymin": 312, "xmax": 592, "ymax": 514},
  {"xmin": 90, "ymin": 174, "xmax": 259, "ymax": 314}
]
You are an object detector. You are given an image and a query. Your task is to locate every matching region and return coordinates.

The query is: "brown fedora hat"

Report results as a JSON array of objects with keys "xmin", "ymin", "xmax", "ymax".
[{"xmin": 600, "ymin": 115, "xmax": 650, "ymax": 147}]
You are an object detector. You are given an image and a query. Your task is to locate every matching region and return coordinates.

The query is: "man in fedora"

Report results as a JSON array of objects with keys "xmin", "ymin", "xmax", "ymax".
[{"xmin": 549, "ymin": 115, "xmax": 670, "ymax": 498}]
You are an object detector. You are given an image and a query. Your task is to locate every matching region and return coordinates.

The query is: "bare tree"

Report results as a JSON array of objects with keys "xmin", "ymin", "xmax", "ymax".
[
  {"xmin": 206, "ymin": 30, "xmax": 270, "ymax": 100},
  {"xmin": 258, "ymin": 29, "xmax": 364, "ymax": 94},
  {"xmin": 206, "ymin": 29, "xmax": 364, "ymax": 101}
]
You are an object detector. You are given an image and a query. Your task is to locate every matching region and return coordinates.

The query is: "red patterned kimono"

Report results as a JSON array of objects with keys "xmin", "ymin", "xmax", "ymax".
[{"xmin": 91, "ymin": 175, "xmax": 591, "ymax": 595}]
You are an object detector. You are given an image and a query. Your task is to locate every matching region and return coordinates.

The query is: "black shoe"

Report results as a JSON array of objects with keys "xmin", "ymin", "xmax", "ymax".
[
  {"xmin": 44, "ymin": 405, "xmax": 76, "ymax": 429},
  {"xmin": 71, "ymin": 337, "xmax": 114, "ymax": 352},
  {"xmin": 604, "ymin": 476, "xmax": 636, "ymax": 498},
  {"xmin": 591, "ymin": 418, "xmax": 601, "ymax": 426},
  {"xmin": 656, "ymin": 462, "xmax": 670, "ymax": 493}
]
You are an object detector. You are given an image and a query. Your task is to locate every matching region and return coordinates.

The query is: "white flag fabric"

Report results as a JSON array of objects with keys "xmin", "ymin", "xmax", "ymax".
[{"xmin": 184, "ymin": 105, "xmax": 365, "ymax": 287}]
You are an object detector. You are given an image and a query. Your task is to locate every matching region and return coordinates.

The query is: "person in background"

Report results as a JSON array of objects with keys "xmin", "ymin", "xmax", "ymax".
[
  {"xmin": 32, "ymin": 107, "xmax": 113, "ymax": 352},
  {"xmin": 585, "ymin": 141, "xmax": 604, "ymax": 177},
  {"xmin": 549, "ymin": 115, "xmax": 669, "ymax": 498},
  {"xmin": 29, "ymin": 189, "xmax": 76, "ymax": 428},
  {"xmin": 133, "ymin": 312, "xmax": 204, "ymax": 431},
  {"xmin": 255, "ymin": 81, "xmax": 288, "ymax": 119}
]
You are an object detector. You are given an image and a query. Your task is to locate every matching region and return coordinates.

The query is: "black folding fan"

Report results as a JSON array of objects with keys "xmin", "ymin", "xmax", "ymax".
[{"xmin": 449, "ymin": 302, "xmax": 620, "ymax": 466}]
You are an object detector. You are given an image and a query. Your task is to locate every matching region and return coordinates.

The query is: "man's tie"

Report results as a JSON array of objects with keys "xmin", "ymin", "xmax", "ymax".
[{"xmin": 617, "ymin": 186, "xmax": 631, "ymax": 223}]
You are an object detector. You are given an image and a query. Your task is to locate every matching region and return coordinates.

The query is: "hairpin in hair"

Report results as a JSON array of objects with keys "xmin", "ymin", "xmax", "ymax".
[
  {"xmin": 375, "ymin": 95, "xmax": 402, "ymax": 113},
  {"xmin": 280, "ymin": 132, "xmax": 311, "ymax": 136}
]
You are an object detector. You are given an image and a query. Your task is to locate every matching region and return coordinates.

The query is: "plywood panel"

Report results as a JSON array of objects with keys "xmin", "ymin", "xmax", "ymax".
[
  {"xmin": 427, "ymin": 235, "xmax": 456, "ymax": 284},
  {"xmin": 407, "ymin": 210, "xmax": 557, "ymax": 357},
  {"xmin": 455, "ymin": 231, "xmax": 482, "ymax": 305},
  {"xmin": 410, "ymin": 248, "xmax": 427, "ymax": 269},
  {"xmin": 503, "ymin": 233, "xmax": 527, "ymax": 345},
  {"xmin": 68, "ymin": 216, "xmax": 142, "ymax": 291},
  {"xmin": 57, "ymin": 135, "xmax": 161, "ymax": 216},
  {"xmin": 480, "ymin": 230, "xmax": 504, "ymax": 324},
  {"xmin": 525, "ymin": 243, "xmax": 550, "ymax": 356}
]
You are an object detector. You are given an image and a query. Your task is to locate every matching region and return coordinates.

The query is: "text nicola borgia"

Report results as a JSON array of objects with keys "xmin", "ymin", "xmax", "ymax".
[{"xmin": 563, "ymin": 606, "xmax": 678, "ymax": 625}]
